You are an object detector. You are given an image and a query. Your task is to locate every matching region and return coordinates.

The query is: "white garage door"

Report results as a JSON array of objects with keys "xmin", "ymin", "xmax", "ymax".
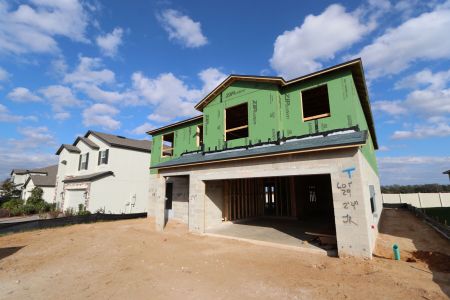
[{"xmin": 66, "ymin": 189, "xmax": 86, "ymax": 211}]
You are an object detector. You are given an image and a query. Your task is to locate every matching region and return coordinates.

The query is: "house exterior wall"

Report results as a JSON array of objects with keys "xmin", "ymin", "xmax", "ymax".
[
  {"xmin": 150, "ymin": 147, "xmax": 379, "ymax": 258},
  {"xmin": 150, "ymin": 70, "xmax": 378, "ymax": 176},
  {"xmin": 22, "ymin": 180, "xmax": 55, "ymax": 204},
  {"xmin": 11, "ymin": 173, "xmax": 28, "ymax": 187},
  {"xmin": 55, "ymin": 134, "xmax": 150, "ymax": 213}
]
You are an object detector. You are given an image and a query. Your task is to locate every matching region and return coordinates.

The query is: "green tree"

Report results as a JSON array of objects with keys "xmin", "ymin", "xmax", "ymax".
[
  {"xmin": 27, "ymin": 187, "xmax": 44, "ymax": 205},
  {"xmin": 1, "ymin": 179, "xmax": 21, "ymax": 199}
]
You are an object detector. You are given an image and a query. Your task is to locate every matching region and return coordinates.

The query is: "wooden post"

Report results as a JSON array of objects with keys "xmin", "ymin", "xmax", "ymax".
[{"xmin": 290, "ymin": 177, "xmax": 296, "ymax": 217}]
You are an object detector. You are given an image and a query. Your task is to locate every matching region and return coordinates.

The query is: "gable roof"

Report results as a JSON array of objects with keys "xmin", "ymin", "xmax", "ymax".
[
  {"xmin": 86, "ymin": 130, "xmax": 151, "ymax": 153},
  {"xmin": 199, "ymin": 59, "xmax": 376, "ymax": 149},
  {"xmin": 73, "ymin": 136, "xmax": 100, "ymax": 150},
  {"xmin": 147, "ymin": 58, "xmax": 377, "ymax": 149},
  {"xmin": 147, "ymin": 115, "xmax": 203, "ymax": 135},
  {"xmin": 11, "ymin": 166, "xmax": 49, "ymax": 176},
  {"xmin": 10, "ymin": 169, "xmax": 28, "ymax": 176},
  {"xmin": 56, "ymin": 144, "xmax": 81, "ymax": 155},
  {"xmin": 25, "ymin": 165, "xmax": 58, "ymax": 187}
]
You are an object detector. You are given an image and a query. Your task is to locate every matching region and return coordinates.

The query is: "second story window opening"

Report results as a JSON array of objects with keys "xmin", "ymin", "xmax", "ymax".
[
  {"xmin": 197, "ymin": 125, "xmax": 204, "ymax": 147},
  {"xmin": 225, "ymin": 103, "xmax": 248, "ymax": 141},
  {"xmin": 162, "ymin": 132, "xmax": 174, "ymax": 157},
  {"xmin": 301, "ymin": 84, "xmax": 331, "ymax": 121}
]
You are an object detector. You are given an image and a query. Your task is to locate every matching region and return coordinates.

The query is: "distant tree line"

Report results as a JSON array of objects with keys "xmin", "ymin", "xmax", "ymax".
[{"xmin": 381, "ymin": 184, "xmax": 450, "ymax": 194}]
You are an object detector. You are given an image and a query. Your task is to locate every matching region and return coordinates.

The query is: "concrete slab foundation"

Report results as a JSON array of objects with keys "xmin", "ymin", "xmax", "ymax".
[{"xmin": 206, "ymin": 218, "xmax": 337, "ymax": 256}]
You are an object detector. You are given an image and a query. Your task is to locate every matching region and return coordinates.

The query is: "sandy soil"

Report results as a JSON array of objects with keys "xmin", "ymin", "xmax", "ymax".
[{"xmin": 0, "ymin": 208, "xmax": 449, "ymax": 300}]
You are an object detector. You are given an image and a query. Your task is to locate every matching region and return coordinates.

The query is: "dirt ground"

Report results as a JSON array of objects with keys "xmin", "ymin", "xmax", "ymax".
[{"xmin": 0, "ymin": 209, "xmax": 449, "ymax": 300}]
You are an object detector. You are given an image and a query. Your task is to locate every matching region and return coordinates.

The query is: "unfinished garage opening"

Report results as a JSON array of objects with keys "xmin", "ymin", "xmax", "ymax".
[{"xmin": 205, "ymin": 174, "xmax": 336, "ymax": 253}]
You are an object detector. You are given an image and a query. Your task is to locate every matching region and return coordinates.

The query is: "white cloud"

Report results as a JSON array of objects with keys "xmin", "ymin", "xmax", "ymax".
[
  {"xmin": 392, "ymin": 123, "xmax": 450, "ymax": 139},
  {"xmin": 39, "ymin": 85, "xmax": 83, "ymax": 118},
  {"xmin": 378, "ymin": 156, "xmax": 450, "ymax": 184},
  {"xmin": 0, "ymin": 66, "xmax": 9, "ymax": 81},
  {"xmin": 372, "ymin": 100, "xmax": 407, "ymax": 115},
  {"xmin": 355, "ymin": 3, "xmax": 450, "ymax": 78},
  {"xmin": 64, "ymin": 56, "xmax": 115, "ymax": 85},
  {"xmin": 82, "ymin": 103, "xmax": 120, "ymax": 130},
  {"xmin": 0, "ymin": 103, "xmax": 36, "ymax": 122},
  {"xmin": 54, "ymin": 112, "xmax": 70, "ymax": 121},
  {"xmin": 0, "ymin": 125, "xmax": 57, "ymax": 178},
  {"xmin": 0, "ymin": 0, "xmax": 89, "ymax": 55},
  {"xmin": 158, "ymin": 9, "xmax": 208, "ymax": 48},
  {"xmin": 50, "ymin": 57, "xmax": 68, "ymax": 76},
  {"xmin": 130, "ymin": 122, "xmax": 154, "ymax": 135},
  {"xmin": 270, "ymin": 4, "xmax": 371, "ymax": 78},
  {"xmin": 198, "ymin": 67, "xmax": 227, "ymax": 94},
  {"xmin": 11, "ymin": 126, "xmax": 56, "ymax": 150},
  {"xmin": 371, "ymin": 67, "xmax": 450, "ymax": 140},
  {"xmin": 131, "ymin": 67, "xmax": 226, "ymax": 123},
  {"xmin": 405, "ymin": 88, "xmax": 450, "ymax": 115},
  {"xmin": 96, "ymin": 27, "xmax": 124, "ymax": 57},
  {"xmin": 395, "ymin": 68, "xmax": 450, "ymax": 90},
  {"xmin": 63, "ymin": 56, "xmax": 133, "ymax": 104},
  {"xmin": 7, "ymin": 87, "xmax": 42, "ymax": 102}
]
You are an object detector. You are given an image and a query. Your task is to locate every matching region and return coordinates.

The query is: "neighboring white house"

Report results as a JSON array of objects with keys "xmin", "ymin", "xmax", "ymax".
[
  {"xmin": 8, "ymin": 166, "xmax": 57, "ymax": 201},
  {"xmin": 55, "ymin": 130, "xmax": 151, "ymax": 213},
  {"xmin": 22, "ymin": 165, "xmax": 58, "ymax": 203},
  {"xmin": 10, "ymin": 168, "xmax": 46, "ymax": 191}
]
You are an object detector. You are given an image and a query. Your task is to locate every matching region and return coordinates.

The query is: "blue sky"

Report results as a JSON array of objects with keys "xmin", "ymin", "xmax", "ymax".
[{"xmin": 0, "ymin": 0, "xmax": 449, "ymax": 185}]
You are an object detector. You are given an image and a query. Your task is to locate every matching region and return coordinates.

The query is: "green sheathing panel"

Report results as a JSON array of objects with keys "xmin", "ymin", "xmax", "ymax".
[
  {"xmin": 150, "ymin": 69, "xmax": 378, "ymax": 174},
  {"xmin": 203, "ymin": 81, "xmax": 281, "ymax": 151},
  {"xmin": 150, "ymin": 119, "xmax": 203, "ymax": 174},
  {"xmin": 348, "ymin": 78, "xmax": 379, "ymax": 174},
  {"xmin": 281, "ymin": 70, "xmax": 356, "ymax": 137}
]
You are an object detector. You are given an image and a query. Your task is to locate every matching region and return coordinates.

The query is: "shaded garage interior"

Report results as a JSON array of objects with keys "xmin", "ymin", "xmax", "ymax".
[{"xmin": 204, "ymin": 174, "xmax": 337, "ymax": 253}]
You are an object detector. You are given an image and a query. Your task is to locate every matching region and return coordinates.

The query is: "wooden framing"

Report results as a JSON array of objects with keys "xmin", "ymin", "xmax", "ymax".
[
  {"xmin": 303, "ymin": 113, "xmax": 331, "ymax": 122},
  {"xmin": 222, "ymin": 177, "xmax": 295, "ymax": 221}
]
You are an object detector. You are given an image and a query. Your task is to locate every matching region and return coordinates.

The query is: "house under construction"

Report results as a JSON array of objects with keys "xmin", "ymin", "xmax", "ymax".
[{"xmin": 147, "ymin": 58, "xmax": 381, "ymax": 258}]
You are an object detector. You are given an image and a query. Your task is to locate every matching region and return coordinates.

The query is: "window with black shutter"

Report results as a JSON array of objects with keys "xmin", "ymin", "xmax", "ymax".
[
  {"xmin": 98, "ymin": 150, "xmax": 109, "ymax": 165},
  {"xmin": 80, "ymin": 153, "xmax": 89, "ymax": 170}
]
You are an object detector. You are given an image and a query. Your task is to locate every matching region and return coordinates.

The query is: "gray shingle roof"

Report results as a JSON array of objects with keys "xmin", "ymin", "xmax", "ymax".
[
  {"xmin": 74, "ymin": 136, "xmax": 100, "ymax": 149},
  {"xmin": 56, "ymin": 144, "xmax": 81, "ymax": 155},
  {"xmin": 152, "ymin": 130, "xmax": 368, "ymax": 169},
  {"xmin": 29, "ymin": 165, "xmax": 58, "ymax": 187},
  {"xmin": 87, "ymin": 131, "xmax": 151, "ymax": 153},
  {"xmin": 63, "ymin": 171, "xmax": 114, "ymax": 183},
  {"xmin": 11, "ymin": 169, "xmax": 28, "ymax": 175}
]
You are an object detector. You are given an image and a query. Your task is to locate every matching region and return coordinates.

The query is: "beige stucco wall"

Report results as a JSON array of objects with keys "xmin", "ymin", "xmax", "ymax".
[{"xmin": 150, "ymin": 147, "xmax": 381, "ymax": 258}]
